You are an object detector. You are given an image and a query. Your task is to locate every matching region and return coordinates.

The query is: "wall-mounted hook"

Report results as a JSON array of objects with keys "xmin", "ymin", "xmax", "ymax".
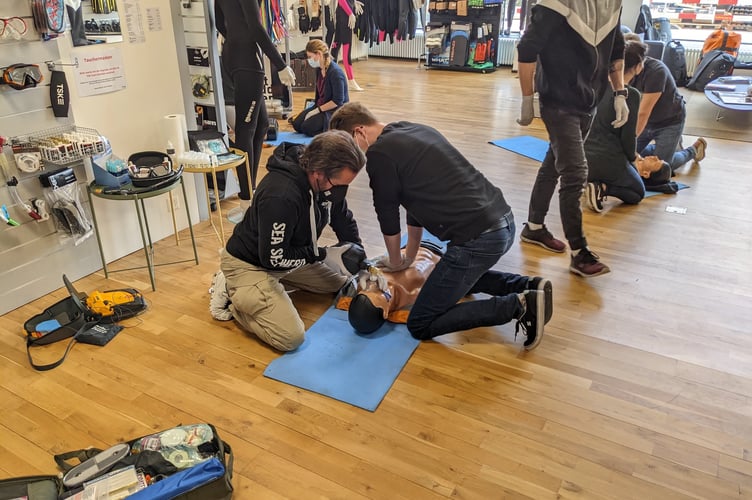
[{"xmin": 45, "ymin": 58, "xmax": 80, "ymax": 72}]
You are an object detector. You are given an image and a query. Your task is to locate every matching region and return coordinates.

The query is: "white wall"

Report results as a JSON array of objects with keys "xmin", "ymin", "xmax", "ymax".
[
  {"xmin": 57, "ymin": 0, "xmax": 200, "ymax": 263},
  {"xmin": 623, "ymin": 0, "xmax": 644, "ymax": 32}
]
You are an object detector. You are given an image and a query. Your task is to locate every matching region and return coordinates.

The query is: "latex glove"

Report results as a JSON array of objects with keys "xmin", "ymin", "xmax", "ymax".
[
  {"xmin": 323, "ymin": 243, "xmax": 366, "ymax": 275},
  {"xmin": 304, "ymin": 107, "xmax": 320, "ymax": 121},
  {"xmin": 354, "ymin": 0, "xmax": 364, "ymax": 15},
  {"xmin": 348, "ymin": 12, "xmax": 356, "ymax": 30},
  {"xmin": 373, "ymin": 253, "xmax": 413, "ymax": 272},
  {"xmin": 358, "ymin": 267, "xmax": 389, "ymax": 292},
  {"xmin": 612, "ymin": 94, "xmax": 629, "ymax": 128},
  {"xmin": 517, "ymin": 95, "xmax": 534, "ymax": 126},
  {"xmin": 278, "ymin": 66, "xmax": 296, "ymax": 87}
]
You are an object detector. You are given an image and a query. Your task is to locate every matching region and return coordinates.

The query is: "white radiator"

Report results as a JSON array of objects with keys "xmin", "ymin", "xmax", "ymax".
[
  {"xmin": 684, "ymin": 47, "xmax": 703, "ymax": 76},
  {"xmin": 496, "ymin": 37, "xmax": 518, "ymax": 66},
  {"xmin": 682, "ymin": 46, "xmax": 752, "ymax": 76},
  {"xmin": 367, "ymin": 35, "xmax": 425, "ymax": 60}
]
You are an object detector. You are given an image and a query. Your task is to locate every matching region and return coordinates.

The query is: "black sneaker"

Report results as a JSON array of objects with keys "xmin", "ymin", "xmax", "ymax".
[
  {"xmin": 570, "ymin": 248, "xmax": 610, "ymax": 277},
  {"xmin": 515, "ymin": 290, "xmax": 546, "ymax": 351},
  {"xmin": 527, "ymin": 277, "xmax": 552, "ymax": 324},
  {"xmin": 520, "ymin": 223, "xmax": 567, "ymax": 253},
  {"xmin": 585, "ymin": 182, "xmax": 605, "ymax": 213}
]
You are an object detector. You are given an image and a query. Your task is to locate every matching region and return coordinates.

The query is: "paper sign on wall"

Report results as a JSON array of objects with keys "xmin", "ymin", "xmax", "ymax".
[
  {"xmin": 123, "ymin": 0, "xmax": 146, "ymax": 44},
  {"xmin": 74, "ymin": 49, "xmax": 127, "ymax": 97}
]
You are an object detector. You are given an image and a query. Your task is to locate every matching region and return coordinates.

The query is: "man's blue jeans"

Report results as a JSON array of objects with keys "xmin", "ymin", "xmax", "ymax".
[
  {"xmin": 407, "ymin": 213, "xmax": 529, "ymax": 340},
  {"xmin": 637, "ymin": 116, "xmax": 695, "ymax": 173},
  {"xmin": 528, "ymin": 104, "xmax": 594, "ymax": 251}
]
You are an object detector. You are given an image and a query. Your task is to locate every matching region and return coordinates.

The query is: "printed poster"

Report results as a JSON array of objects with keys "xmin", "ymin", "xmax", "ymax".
[{"xmin": 74, "ymin": 49, "xmax": 127, "ymax": 97}]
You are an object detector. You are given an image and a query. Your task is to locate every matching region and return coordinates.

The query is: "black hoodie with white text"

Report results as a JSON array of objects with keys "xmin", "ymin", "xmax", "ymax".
[{"xmin": 226, "ymin": 142, "xmax": 361, "ymax": 270}]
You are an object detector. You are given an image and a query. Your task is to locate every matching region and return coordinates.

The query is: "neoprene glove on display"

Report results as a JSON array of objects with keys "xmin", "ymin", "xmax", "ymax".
[
  {"xmin": 298, "ymin": 6, "xmax": 310, "ymax": 33},
  {"xmin": 517, "ymin": 95, "xmax": 534, "ymax": 126},
  {"xmin": 611, "ymin": 95, "xmax": 629, "ymax": 128}
]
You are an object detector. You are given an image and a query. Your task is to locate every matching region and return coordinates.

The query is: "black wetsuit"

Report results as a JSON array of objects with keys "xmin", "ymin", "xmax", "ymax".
[{"xmin": 215, "ymin": 0, "xmax": 287, "ymax": 196}]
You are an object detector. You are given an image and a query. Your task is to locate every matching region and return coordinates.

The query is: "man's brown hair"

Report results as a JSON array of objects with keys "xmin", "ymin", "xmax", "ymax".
[
  {"xmin": 624, "ymin": 40, "xmax": 647, "ymax": 72},
  {"xmin": 300, "ymin": 129, "xmax": 366, "ymax": 178},
  {"xmin": 329, "ymin": 102, "xmax": 379, "ymax": 134}
]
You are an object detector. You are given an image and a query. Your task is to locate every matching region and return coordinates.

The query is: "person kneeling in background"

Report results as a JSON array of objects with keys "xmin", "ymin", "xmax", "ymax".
[{"xmin": 290, "ymin": 39, "xmax": 349, "ymax": 137}]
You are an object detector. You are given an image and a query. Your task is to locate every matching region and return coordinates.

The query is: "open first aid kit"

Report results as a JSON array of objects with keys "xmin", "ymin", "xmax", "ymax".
[{"xmin": 0, "ymin": 423, "xmax": 233, "ymax": 499}]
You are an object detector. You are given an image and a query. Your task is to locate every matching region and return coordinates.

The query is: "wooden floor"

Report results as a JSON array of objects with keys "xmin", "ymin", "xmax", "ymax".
[{"xmin": 2, "ymin": 59, "xmax": 752, "ymax": 499}]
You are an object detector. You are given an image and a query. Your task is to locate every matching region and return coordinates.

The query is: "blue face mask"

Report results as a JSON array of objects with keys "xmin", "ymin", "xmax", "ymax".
[{"xmin": 308, "ymin": 58, "xmax": 320, "ymax": 68}]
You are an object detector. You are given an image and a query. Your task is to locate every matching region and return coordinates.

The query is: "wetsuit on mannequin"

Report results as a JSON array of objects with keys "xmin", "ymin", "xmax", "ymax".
[
  {"xmin": 215, "ymin": 0, "xmax": 296, "ymax": 220},
  {"xmin": 328, "ymin": 0, "xmax": 364, "ymax": 91}
]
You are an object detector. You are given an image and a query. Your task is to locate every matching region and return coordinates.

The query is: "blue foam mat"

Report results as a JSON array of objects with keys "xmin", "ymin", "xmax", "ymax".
[
  {"xmin": 264, "ymin": 131, "xmax": 314, "ymax": 146},
  {"xmin": 489, "ymin": 135, "xmax": 549, "ymax": 162},
  {"xmin": 644, "ymin": 182, "xmax": 690, "ymax": 197},
  {"xmin": 263, "ymin": 307, "xmax": 420, "ymax": 411}
]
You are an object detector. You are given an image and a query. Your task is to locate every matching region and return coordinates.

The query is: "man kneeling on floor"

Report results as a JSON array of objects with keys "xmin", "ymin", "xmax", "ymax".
[
  {"xmin": 336, "ymin": 240, "xmax": 551, "ymax": 350},
  {"xmin": 210, "ymin": 130, "xmax": 367, "ymax": 351},
  {"xmin": 330, "ymin": 102, "xmax": 554, "ymax": 349}
]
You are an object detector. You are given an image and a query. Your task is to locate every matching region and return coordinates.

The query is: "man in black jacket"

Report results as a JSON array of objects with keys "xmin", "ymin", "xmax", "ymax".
[
  {"xmin": 516, "ymin": 0, "xmax": 627, "ymax": 277},
  {"xmin": 330, "ymin": 102, "xmax": 552, "ymax": 351},
  {"xmin": 215, "ymin": 131, "xmax": 366, "ymax": 351}
]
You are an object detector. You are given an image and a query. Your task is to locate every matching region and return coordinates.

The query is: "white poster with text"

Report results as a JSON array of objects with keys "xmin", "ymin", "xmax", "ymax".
[{"xmin": 75, "ymin": 49, "xmax": 127, "ymax": 97}]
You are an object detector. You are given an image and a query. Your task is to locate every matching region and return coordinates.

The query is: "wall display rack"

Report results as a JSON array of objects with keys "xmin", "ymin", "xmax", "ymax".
[
  {"xmin": 651, "ymin": 0, "xmax": 752, "ymax": 31},
  {"xmin": 425, "ymin": 0, "xmax": 504, "ymax": 73}
]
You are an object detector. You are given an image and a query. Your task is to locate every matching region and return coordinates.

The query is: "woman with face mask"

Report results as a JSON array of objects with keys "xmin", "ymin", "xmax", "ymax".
[
  {"xmin": 213, "ymin": 131, "xmax": 367, "ymax": 352},
  {"xmin": 290, "ymin": 39, "xmax": 349, "ymax": 137}
]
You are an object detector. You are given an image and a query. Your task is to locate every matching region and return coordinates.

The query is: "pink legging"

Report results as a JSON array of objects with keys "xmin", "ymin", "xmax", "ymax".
[{"xmin": 331, "ymin": 42, "xmax": 354, "ymax": 79}]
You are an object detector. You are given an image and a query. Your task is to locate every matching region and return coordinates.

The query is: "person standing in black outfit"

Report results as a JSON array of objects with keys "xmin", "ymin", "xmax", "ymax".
[
  {"xmin": 330, "ymin": 102, "xmax": 552, "ymax": 350},
  {"xmin": 516, "ymin": 0, "xmax": 627, "ymax": 278},
  {"xmin": 215, "ymin": 0, "xmax": 296, "ymax": 219}
]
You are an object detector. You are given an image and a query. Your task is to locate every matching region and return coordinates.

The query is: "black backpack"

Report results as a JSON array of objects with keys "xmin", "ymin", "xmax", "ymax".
[
  {"xmin": 635, "ymin": 4, "xmax": 660, "ymax": 41},
  {"xmin": 662, "ymin": 40, "xmax": 689, "ymax": 87},
  {"xmin": 686, "ymin": 49, "xmax": 736, "ymax": 91}
]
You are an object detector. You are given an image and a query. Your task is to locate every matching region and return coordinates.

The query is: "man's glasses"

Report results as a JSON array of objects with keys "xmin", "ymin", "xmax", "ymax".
[{"xmin": 0, "ymin": 17, "xmax": 28, "ymax": 41}]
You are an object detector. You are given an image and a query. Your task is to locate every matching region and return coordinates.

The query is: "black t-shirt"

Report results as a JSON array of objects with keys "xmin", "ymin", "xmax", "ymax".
[
  {"xmin": 366, "ymin": 122, "xmax": 511, "ymax": 245},
  {"xmin": 631, "ymin": 56, "xmax": 686, "ymax": 128}
]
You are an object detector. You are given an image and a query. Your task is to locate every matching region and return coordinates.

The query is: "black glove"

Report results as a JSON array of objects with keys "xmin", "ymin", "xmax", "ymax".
[
  {"xmin": 298, "ymin": 7, "xmax": 310, "ymax": 34},
  {"xmin": 323, "ymin": 242, "xmax": 367, "ymax": 275},
  {"xmin": 310, "ymin": 16, "xmax": 321, "ymax": 32}
]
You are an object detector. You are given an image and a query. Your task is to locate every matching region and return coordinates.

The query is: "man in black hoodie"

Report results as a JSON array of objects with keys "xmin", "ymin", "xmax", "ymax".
[
  {"xmin": 516, "ymin": 0, "xmax": 627, "ymax": 277},
  {"xmin": 216, "ymin": 131, "xmax": 366, "ymax": 351}
]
